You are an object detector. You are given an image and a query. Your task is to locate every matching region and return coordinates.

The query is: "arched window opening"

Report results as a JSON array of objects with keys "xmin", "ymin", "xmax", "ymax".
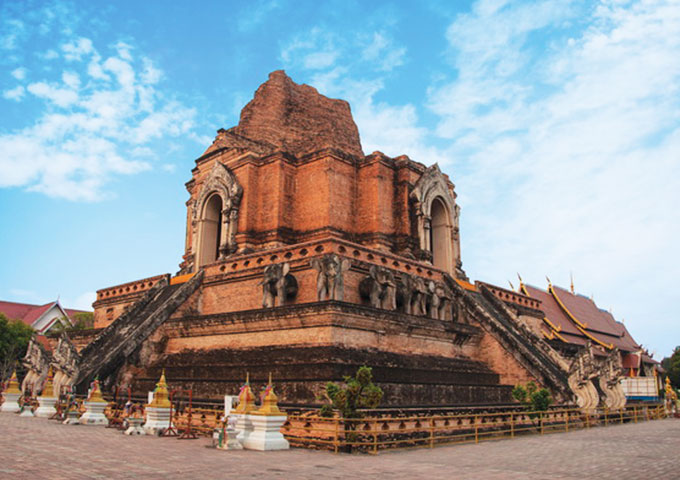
[
  {"xmin": 430, "ymin": 197, "xmax": 452, "ymax": 271},
  {"xmin": 198, "ymin": 193, "xmax": 223, "ymax": 267}
]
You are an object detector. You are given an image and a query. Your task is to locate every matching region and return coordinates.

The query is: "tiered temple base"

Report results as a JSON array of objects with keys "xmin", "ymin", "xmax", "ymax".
[
  {"xmin": 143, "ymin": 406, "xmax": 172, "ymax": 435},
  {"xmin": 0, "ymin": 393, "xmax": 21, "ymax": 413},
  {"xmin": 132, "ymin": 345, "xmax": 514, "ymax": 407},
  {"xmin": 79, "ymin": 401, "xmax": 109, "ymax": 425},
  {"xmin": 242, "ymin": 414, "xmax": 289, "ymax": 451},
  {"xmin": 34, "ymin": 396, "xmax": 58, "ymax": 418}
]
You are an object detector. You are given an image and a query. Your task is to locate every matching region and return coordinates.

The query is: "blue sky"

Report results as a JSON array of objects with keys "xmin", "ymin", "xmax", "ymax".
[{"xmin": 1, "ymin": 0, "xmax": 678, "ymax": 359}]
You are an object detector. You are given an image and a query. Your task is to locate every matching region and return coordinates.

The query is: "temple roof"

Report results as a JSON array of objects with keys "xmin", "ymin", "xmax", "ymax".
[{"xmin": 521, "ymin": 283, "xmax": 643, "ymax": 355}]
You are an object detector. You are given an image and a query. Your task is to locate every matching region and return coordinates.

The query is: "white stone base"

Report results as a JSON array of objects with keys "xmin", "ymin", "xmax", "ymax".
[
  {"xmin": 0, "ymin": 393, "xmax": 21, "ymax": 413},
  {"xmin": 34, "ymin": 396, "xmax": 58, "ymax": 418},
  {"xmin": 124, "ymin": 416, "xmax": 146, "ymax": 435},
  {"xmin": 233, "ymin": 413, "xmax": 253, "ymax": 444},
  {"xmin": 63, "ymin": 410, "xmax": 81, "ymax": 425},
  {"xmin": 242, "ymin": 415, "xmax": 289, "ymax": 451},
  {"xmin": 19, "ymin": 405, "xmax": 35, "ymax": 417},
  {"xmin": 143, "ymin": 406, "xmax": 173, "ymax": 435},
  {"xmin": 79, "ymin": 401, "xmax": 109, "ymax": 425}
]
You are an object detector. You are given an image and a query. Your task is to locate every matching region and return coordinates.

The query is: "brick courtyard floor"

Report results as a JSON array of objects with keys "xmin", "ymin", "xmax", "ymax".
[{"xmin": 0, "ymin": 413, "xmax": 678, "ymax": 479}]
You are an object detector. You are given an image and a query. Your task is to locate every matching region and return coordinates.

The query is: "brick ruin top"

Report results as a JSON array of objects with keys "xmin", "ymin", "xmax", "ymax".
[{"xmin": 202, "ymin": 70, "xmax": 364, "ymax": 159}]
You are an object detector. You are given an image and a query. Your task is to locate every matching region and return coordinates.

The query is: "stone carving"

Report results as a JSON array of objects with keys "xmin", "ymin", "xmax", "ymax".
[
  {"xmin": 191, "ymin": 161, "xmax": 243, "ymax": 263},
  {"xmin": 360, "ymin": 266, "xmax": 396, "ymax": 310},
  {"xmin": 567, "ymin": 341, "xmax": 600, "ymax": 412},
  {"xmin": 598, "ymin": 348, "xmax": 626, "ymax": 410},
  {"xmin": 261, "ymin": 263, "xmax": 297, "ymax": 308},
  {"xmin": 410, "ymin": 276, "xmax": 428, "ymax": 316},
  {"xmin": 21, "ymin": 337, "xmax": 51, "ymax": 396},
  {"xmin": 428, "ymin": 282, "xmax": 454, "ymax": 321},
  {"xmin": 51, "ymin": 333, "xmax": 81, "ymax": 397},
  {"xmin": 310, "ymin": 254, "xmax": 351, "ymax": 301}
]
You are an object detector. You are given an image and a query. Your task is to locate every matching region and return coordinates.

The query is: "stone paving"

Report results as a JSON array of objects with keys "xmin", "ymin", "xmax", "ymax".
[{"xmin": 0, "ymin": 413, "xmax": 678, "ymax": 479}]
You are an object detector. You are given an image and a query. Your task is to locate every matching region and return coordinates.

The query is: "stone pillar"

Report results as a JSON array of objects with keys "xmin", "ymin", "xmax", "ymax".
[
  {"xmin": 79, "ymin": 379, "xmax": 109, "ymax": 425},
  {"xmin": 233, "ymin": 374, "xmax": 256, "ymax": 444},
  {"xmin": 35, "ymin": 368, "xmax": 58, "ymax": 418},
  {"xmin": 1, "ymin": 370, "xmax": 22, "ymax": 413},
  {"xmin": 143, "ymin": 370, "xmax": 173, "ymax": 435},
  {"xmin": 243, "ymin": 375, "xmax": 289, "ymax": 451}
]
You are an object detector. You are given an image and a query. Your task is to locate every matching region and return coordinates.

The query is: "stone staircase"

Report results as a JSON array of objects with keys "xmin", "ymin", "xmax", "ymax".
[
  {"xmin": 444, "ymin": 275, "xmax": 572, "ymax": 402},
  {"xmin": 74, "ymin": 271, "xmax": 203, "ymax": 392}
]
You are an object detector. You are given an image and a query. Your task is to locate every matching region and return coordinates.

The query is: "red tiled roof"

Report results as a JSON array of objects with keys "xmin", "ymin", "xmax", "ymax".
[
  {"xmin": 523, "ymin": 284, "xmax": 642, "ymax": 354},
  {"xmin": 21, "ymin": 302, "xmax": 55, "ymax": 326},
  {"xmin": 0, "ymin": 300, "xmax": 38, "ymax": 322}
]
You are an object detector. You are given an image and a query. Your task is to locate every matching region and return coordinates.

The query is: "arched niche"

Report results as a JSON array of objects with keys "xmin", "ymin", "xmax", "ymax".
[
  {"xmin": 190, "ymin": 162, "xmax": 243, "ymax": 269},
  {"xmin": 410, "ymin": 164, "xmax": 464, "ymax": 278},
  {"xmin": 197, "ymin": 193, "xmax": 223, "ymax": 267},
  {"xmin": 430, "ymin": 197, "xmax": 452, "ymax": 271}
]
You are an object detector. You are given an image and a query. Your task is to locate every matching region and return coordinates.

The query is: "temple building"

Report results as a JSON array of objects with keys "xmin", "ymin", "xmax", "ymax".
[
  {"xmin": 0, "ymin": 299, "xmax": 89, "ymax": 334},
  {"xmin": 34, "ymin": 71, "xmax": 656, "ymax": 408}
]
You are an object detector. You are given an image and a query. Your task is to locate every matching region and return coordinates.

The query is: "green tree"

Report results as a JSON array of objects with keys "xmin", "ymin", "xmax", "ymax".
[
  {"xmin": 661, "ymin": 346, "xmax": 680, "ymax": 389},
  {"xmin": 0, "ymin": 312, "xmax": 34, "ymax": 382},
  {"xmin": 322, "ymin": 366, "xmax": 383, "ymax": 419},
  {"xmin": 512, "ymin": 381, "xmax": 552, "ymax": 414},
  {"xmin": 49, "ymin": 312, "xmax": 94, "ymax": 334}
]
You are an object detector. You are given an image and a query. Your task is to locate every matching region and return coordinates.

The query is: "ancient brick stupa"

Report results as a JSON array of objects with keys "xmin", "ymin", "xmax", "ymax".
[{"xmin": 69, "ymin": 70, "xmax": 589, "ymax": 407}]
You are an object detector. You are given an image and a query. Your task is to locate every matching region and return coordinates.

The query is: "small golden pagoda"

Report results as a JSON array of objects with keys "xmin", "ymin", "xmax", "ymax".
[
  {"xmin": 148, "ymin": 369, "xmax": 171, "ymax": 408},
  {"xmin": 254, "ymin": 373, "xmax": 283, "ymax": 416},
  {"xmin": 41, "ymin": 367, "xmax": 55, "ymax": 397},
  {"xmin": 234, "ymin": 372, "xmax": 256, "ymax": 413},
  {"xmin": 5, "ymin": 369, "xmax": 21, "ymax": 394},
  {"xmin": 87, "ymin": 378, "xmax": 107, "ymax": 403}
]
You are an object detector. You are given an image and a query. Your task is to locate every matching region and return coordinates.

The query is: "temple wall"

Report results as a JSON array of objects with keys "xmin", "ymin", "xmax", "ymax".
[
  {"xmin": 162, "ymin": 306, "xmax": 473, "ymax": 360},
  {"xmin": 473, "ymin": 329, "xmax": 540, "ymax": 387}
]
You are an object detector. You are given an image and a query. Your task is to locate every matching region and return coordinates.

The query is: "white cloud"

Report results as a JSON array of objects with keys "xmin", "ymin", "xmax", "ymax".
[
  {"xmin": 3, "ymin": 85, "xmax": 25, "ymax": 101},
  {"xmin": 11, "ymin": 67, "xmax": 27, "ymax": 80},
  {"xmin": 0, "ymin": 18, "xmax": 25, "ymax": 50},
  {"xmin": 61, "ymin": 37, "xmax": 94, "ymax": 61},
  {"xmin": 27, "ymin": 81, "xmax": 79, "ymax": 108},
  {"xmin": 362, "ymin": 32, "xmax": 406, "ymax": 71},
  {"xmin": 428, "ymin": 0, "xmax": 680, "ymax": 355},
  {"xmin": 0, "ymin": 36, "xmax": 198, "ymax": 201}
]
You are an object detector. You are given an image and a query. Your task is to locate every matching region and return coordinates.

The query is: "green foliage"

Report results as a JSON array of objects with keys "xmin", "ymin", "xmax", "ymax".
[
  {"xmin": 50, "ymin": 312, "xmax": 94, "ymax": 334},
  {"xmin": 512, "ymin": 381, "xmax": 552, "ymax": 413},
  {"xmin": 323, "ymin": 366, "xmax": 383, "ymax": 419},
  {"xmin": 0, "ymin": 312, "xmax": 34, "ymax": 381},
  {"xmin": 661, "ymin": 346, "xmax": 680, "ymax": 389}
]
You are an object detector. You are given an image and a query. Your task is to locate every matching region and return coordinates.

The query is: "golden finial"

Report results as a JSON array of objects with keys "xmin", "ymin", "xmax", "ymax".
[
  {"xmin": 5, "ymin": 368, "xmax": 21, "ymax": 394},
  {"xmin": 41, "ymin": 367, "xmax": 55, "ymax": 397},
  {"xmin": 148, "ymin": 369, "xmax": 171, "ymax": 408},
  {"xmin": 234, "ymin": 372, "xmax": 256, "ymax": 413},
  {"xmin": 546, "ymin": 276, "xmax": 552, "ymax": 288},
  {"xmin": 88, "ymin": 377, "xmax": 107, "ymax": 404},
  {"xmin": 255, "ymin": 373, "xmax": 283, "ymax": 416},
  {"xmin": 517, "ymin": 273, "xmax": 524, "ymax": 286},
  {"xmin": 508, "ymin": 280, "xmax": 515, "ymax": 291},
  {"xmin": 570, "ymin": 272, "xmax": 574, "ymax": 294}
]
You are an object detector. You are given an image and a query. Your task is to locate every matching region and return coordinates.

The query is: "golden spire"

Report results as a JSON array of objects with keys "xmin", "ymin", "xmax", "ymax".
[
  {"xmin": 41, "ymin": 367, "xmax": 55, "ymax": 397},
  {"xmin": 5, "ymin": 368, "xmax": 21, "ymax": 394},
  {"xmin": 234, "ymin": 372, "xmax": 256, "ymax": 413},
  {"xmin": 254, "ymin": 372, "xmax": 283, "ymax": 416},
  {"xmin": 88, "ymin": 377, "xmax": 107, "ymax": 403},
  {"xmin": 148, "ymin": 369, "xmax": 171, "ymax": 408}
]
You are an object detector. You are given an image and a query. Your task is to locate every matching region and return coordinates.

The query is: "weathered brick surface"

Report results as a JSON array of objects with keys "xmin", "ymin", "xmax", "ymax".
[{"xmin": 1, "ymin": 413, "xmax": 677, "ymax": 479}]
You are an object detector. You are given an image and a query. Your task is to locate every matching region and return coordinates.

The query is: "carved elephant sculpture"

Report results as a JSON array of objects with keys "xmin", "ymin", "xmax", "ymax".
[
  {"xmin": 261, "ymin": 263, "xmax": 297, "ymax": 308},
  {"xmin": 360, "ymin": 266, "xmax": 397, "ymax": 310},
  {"xmin": 310, "ymin": 254, "xmax": 351, "ymax": 301}
]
